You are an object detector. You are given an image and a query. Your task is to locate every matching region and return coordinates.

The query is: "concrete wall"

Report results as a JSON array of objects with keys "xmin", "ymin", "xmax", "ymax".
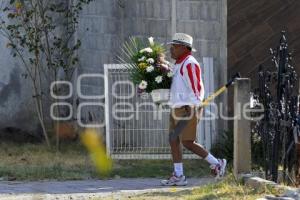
[
  {"xmin": 0, "ymin": 2, "xmax": 39, "ymax": 134},
  {"xmin": 0, "ymin": 30, "xmax": 38, "ymax": 133},
  {"xmin": 0, "ymin": 0, "xmax": 227, "ymax": 137},
  {"xmin": 0, "ymin": 1, "xmax": 60, "ymax": 137},
  {"xmin": 76, "ymin": 0, "xmax": 227, "ymax": 135}
]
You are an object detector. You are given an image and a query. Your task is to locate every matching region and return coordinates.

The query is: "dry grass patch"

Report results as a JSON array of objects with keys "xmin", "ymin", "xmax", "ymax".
[{"xmin": 0, "ymin": 142, "xmax": 210, "ymax": 180}]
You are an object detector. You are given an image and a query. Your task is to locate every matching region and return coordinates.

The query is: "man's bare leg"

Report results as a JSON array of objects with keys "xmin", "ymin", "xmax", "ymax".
[
  {"xmin": 181, "ymin": 140, "xmax": 208, "ymax": 158},
  {"xmin": 170, "ymin": 136, "xmax": 182, "ymax": 163}
]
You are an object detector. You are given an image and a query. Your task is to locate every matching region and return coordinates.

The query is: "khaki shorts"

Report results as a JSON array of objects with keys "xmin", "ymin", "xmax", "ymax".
[{"xmin": 169, "ymin": 106, "xmax": 203, "ymax": 141}]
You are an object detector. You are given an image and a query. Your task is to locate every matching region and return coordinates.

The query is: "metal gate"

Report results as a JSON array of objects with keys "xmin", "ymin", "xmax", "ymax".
[
  {"xmin": 252, "ymin": 32, "xmax": 300, "ymax": 184},
  {"xmin": 104, "ymin": 57, "xmax": 216, "ymax": 159}
]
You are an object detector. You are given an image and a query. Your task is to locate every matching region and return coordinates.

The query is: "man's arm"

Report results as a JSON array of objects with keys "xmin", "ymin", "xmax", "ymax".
[{"xmin": 180, "ymin": 62, "xmax": 204, "ymax": 100}]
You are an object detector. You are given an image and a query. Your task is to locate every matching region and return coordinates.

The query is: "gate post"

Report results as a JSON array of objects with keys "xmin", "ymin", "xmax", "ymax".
[{"xmin": 233, "ymin": 78, "xmax": 251, "ymax": 178}]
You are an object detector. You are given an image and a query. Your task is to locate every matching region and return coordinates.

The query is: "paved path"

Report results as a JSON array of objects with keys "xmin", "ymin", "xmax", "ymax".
[{"xmin": 0, "ymin": 177, "xmax": 216, "ymax": 200}]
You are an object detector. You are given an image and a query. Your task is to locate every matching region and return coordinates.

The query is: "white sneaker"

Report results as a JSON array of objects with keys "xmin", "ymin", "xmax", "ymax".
[
  {"xmin": 161, "ymin": 173, "xmax": 188, "ymax": 186},
  {"xmin": 210, "ymin": 159, "xmax": 227, "ymax": 178}
]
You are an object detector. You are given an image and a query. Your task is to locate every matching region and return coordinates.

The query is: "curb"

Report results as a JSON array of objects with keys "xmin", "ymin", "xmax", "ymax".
[{"xmin": 238, "ymin": 173, "xmax": 300, "ymax": 200}]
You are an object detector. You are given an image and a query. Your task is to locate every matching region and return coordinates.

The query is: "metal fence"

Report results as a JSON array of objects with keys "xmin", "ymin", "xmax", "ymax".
[{"xmin": 104, "ymin": 58, "xmax": 215, "ymax": 159}]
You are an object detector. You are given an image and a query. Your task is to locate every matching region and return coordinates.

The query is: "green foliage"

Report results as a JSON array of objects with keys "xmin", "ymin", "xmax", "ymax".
[
  {"xmin": 251, "ymin": 131, "xmax": 265, "ymax": 169},
  {"xmin": 0, "ymin": 0, "xmax": 93, "ymax": 80},
  {"xmin": 210, "ymin": 130, "xmax": 234, "ymax": 165},
  {"xmin": 0, "ymin": 0, "xmax": 93, "ymax": 146},
  {"xmin": 210, "ymin": 129, "xmax": 266, "ymax": 169},
  {"xmin": 118, "ymin": 37, "xmax": 172, "ymax": 93}
]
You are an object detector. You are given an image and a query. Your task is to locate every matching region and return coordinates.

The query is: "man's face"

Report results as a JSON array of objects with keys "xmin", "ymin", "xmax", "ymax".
[{"xmin": 170, "ymin": 44, "xmax": 187, "ymax": 60}]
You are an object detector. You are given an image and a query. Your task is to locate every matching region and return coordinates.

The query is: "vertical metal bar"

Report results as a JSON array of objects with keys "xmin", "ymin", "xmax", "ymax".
[
  {"xmin": 171, "ymin": 0, "xmax": 177, "ymax": 36},
  {"xmin": 104, "ymin": 64, "xmax": 111, "ymax": 156}
]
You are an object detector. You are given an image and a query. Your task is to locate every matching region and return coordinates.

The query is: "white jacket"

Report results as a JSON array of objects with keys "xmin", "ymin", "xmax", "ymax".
[{"xmin": 169, "ymin": 54, "xmax": 205, "ymax": 108}]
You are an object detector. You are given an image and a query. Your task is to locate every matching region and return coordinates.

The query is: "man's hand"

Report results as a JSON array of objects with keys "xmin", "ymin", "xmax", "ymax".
[
  {"xmin": 157, "ymin": 53, "xmax": 168, "ymax": 64},
  {"xmin": 157, "ymin": 53, "xmax": 170, "ymax": 70}
]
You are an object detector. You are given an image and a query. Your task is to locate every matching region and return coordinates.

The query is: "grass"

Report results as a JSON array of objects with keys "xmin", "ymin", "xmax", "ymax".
[
  {"xmin": 0, "ymin": 141, "xmax": 211, "ymax": 181},
  {"xmin": 0, "ymin": 142, "xmax": 286, "ymax": 199},
  {"xmin": 185, "ymin": 175, "xmax": 283, "ymax": 200},
  {"xmin": 99, "ymin": 175, "xmax": 284, "ymax": 200}
]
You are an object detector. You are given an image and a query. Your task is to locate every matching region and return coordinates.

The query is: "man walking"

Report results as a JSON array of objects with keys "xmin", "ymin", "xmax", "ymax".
[{"xmin": 160, "ymin": 33, "xmax": 226, "ymax": 186}]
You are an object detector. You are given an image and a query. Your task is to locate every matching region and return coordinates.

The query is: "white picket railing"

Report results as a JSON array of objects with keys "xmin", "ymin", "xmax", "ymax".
[{"xmin": 104, "ymin": 57, "xmax": 215, "ymax": 159}]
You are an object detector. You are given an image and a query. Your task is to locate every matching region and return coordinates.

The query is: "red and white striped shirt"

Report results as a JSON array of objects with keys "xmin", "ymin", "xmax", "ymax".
[{"xmin": 169, "ymin": 53, "xmax": 204, "ymax": 108}]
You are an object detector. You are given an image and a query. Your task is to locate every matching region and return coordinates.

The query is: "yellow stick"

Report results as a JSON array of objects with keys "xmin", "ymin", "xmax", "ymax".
[
  {"xmin": 200, "ymin": 73, "xmax": 240, "ymax": 107},
  {"xmin": 200, "ymin": 86, "xmax": 227, "ymax": 107}
]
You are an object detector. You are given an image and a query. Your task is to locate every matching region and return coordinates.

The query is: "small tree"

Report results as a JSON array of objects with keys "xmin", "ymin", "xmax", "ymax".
[{"xmin": 0, "ymin": 0, "xmax": 93, "ymax": 147}]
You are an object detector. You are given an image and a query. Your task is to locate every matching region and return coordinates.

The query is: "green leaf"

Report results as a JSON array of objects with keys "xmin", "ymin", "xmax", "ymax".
[
  {"xmin": 118, "ymin": 37, "xmax": 169, "ymax": 92},
  {"xmin": 7, "ymin": 13, "xmax": 16, "ymax": 19}
]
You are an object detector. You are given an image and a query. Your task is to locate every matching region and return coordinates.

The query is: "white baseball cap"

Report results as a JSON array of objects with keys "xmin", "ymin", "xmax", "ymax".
[{"xmin": 167, "ymin": 33, "xmax": 196, "ymax": 52}]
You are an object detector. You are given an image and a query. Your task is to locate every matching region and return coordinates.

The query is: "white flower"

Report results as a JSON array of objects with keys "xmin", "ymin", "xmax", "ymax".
[
  {"xmin": 138, "ymin": 80, "xmax": 148, "ymax": 90},
  {"xmin": 167, "ymin": 71, "xmax": 174, "ymax": 77},
  {"xmin": 155, "ymin": 76, "xmax": 163, "ymax": 83},
  {"xmin": 148, "ymin": 37, "xmax": 154, "ymax": 46},
  {"xmin": 139, "ymin": 47, "xmax": 153, "ymax": 54},
  {"xmin": 146, "ymin": 58, "xmax": 154, "ymax": 64},
  {"xmin": 146, "ymin": 65, "xmax": 154, "ymax": 73},
  {"xmin": 138, "ymin": 56, "xmax": 146, "ymax": 62}
]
